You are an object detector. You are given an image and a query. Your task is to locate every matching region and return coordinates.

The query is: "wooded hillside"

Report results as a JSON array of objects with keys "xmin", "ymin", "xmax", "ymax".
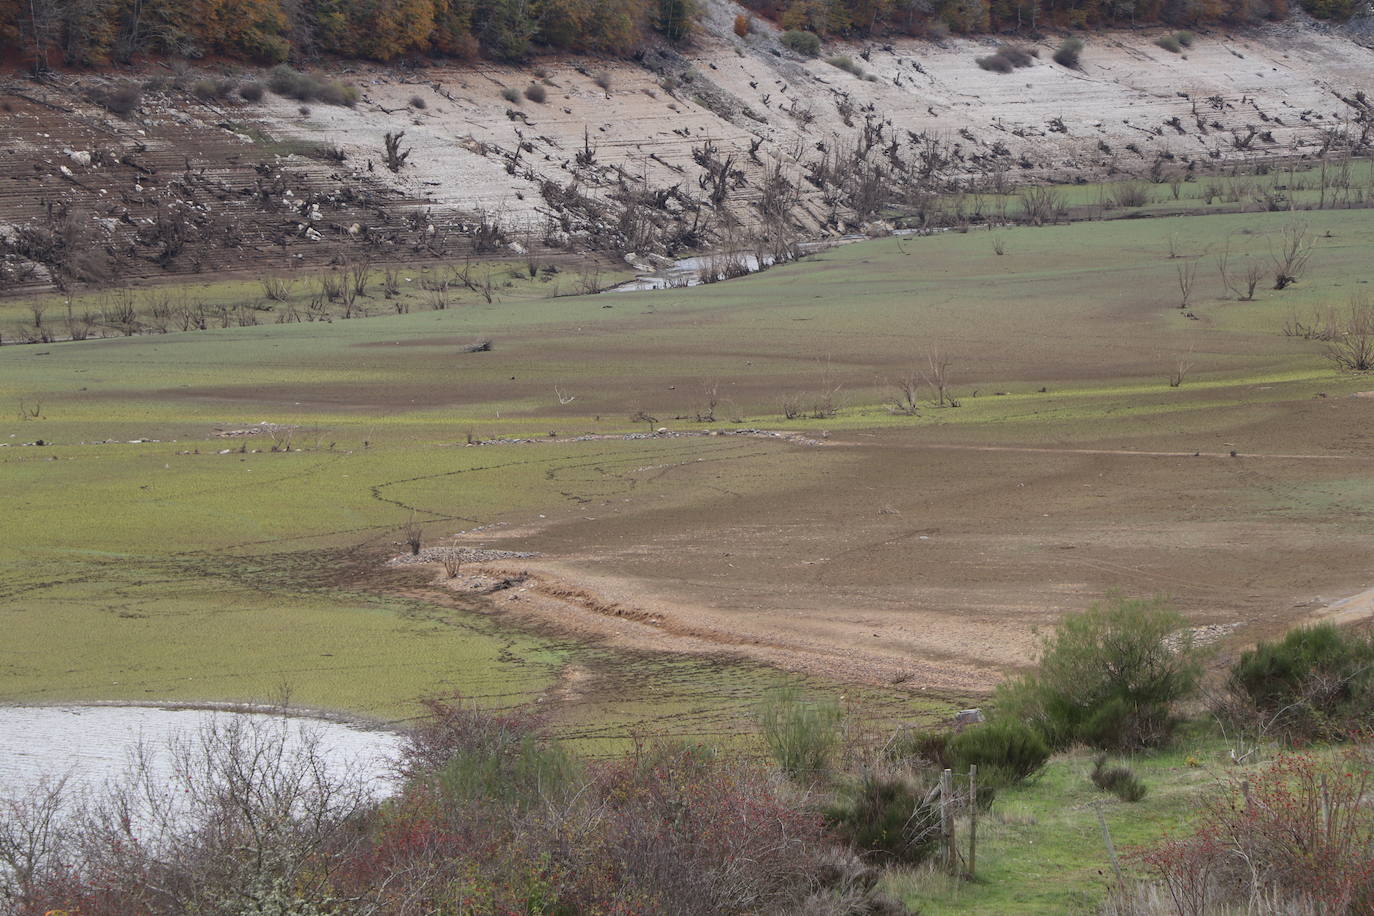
[{"xmin": 0, "ymin": 0, "xmax": 1357, "ymax": 74}]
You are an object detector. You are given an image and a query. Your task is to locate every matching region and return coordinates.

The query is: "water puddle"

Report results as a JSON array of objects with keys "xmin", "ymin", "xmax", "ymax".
[{"xmin": 0, "ymin": 704, "xmax": 404, "ymax": 802}]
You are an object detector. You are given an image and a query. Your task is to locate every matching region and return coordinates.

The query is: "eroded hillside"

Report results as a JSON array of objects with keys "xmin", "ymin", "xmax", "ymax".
[{"xmin": 2, "ymin": 8, "xmax": 1372, "ymax": 297}]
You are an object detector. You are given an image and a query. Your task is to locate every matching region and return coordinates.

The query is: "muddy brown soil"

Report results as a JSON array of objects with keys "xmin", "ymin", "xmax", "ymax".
[{"xmin": 425, "ymin": 396, "xmax": 1374, "ymax": 694}]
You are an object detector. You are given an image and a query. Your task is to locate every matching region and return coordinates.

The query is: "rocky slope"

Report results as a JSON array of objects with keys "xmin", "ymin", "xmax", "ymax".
[{"xmin": 2, "ymin": 6, "xmax": 1372, "ymax": 295}]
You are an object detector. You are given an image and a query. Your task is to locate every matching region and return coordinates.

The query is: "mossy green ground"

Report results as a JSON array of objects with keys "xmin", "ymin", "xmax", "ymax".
[
  {"xmin": 885, "ymin": 733, "xmax": 1237, "ymax": 914},
  {"xmin": 3, "ymin": 205, "xmax": 1371, "ymax": 734}
]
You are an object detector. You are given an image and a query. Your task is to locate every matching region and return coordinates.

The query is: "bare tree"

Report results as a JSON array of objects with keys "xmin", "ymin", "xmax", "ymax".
[
  {"xmin": 891, "ymin": 371, "xmax": 920, "ymax": 415},
  {"xmin": 922, "ymin": 348, "xmax": 958, "ymax": 407},
  {"xmin": 1176, "ymin": 260, "xmax": 1198, "ymax": 309}
]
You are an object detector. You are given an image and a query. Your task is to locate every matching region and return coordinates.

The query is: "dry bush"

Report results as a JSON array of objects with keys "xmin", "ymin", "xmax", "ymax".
[
  {"xmin": 523, "ymin": 83, "xmax": 547, "ymax": 103},
  {"xmin": 1136, "ymin": 747, "xmax": 1374, "ymax": 914},
  {"xmin": 977, "ymin": 45, "xmax": 1035, "ymax": 73},
  {"xmin": 1109, "ymin": 181, "xmax": 1153, "ymax": 208},
  {"xmin": 1, "ymin": 715, "xmax": 374, "ymax": 916},
  {"xmin": 382, "ymin": 131, "xmax": 411, "ymax": 172},
  {"xmin": 402, "ymin": 514, "xmax": 423, "ymax": 555},
  {"xmin": 1326, "ymin": 295, "xmax": 1374, "ymax": 371},
  {"xmin": 1019, "ymin": 186, "xmax": 1066, "ymax": 226},
  {"xmin": 267, "ymin": 65, "xmax": 358, "ymax": 106},
  {"xmin": 1054, "ymin": 37, "xmax": 1084, "ymax": 68},
  {"xmin": 98, "ymin": 83, "xmax": 142, "ymax": 115},
  {"xmin": 1270, "ymin": 222, "xmax": 1315, "ymax": 290},
  {"xmin": 260, "ymin": 276, "xmax": 294, "ymax": 301}
]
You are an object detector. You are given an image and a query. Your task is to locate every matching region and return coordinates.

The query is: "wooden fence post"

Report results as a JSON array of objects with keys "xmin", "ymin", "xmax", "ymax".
[
  {"xmin": 1097, "ymin": 806, "xmax": 1123, "ymax": 888},
  {"xmin": 941, "ymin": 768, "xmax": 956, "ymax": 875},
  {"xmin": 968, "ymin": 764, "xmax": 978, "ymax": 880}
]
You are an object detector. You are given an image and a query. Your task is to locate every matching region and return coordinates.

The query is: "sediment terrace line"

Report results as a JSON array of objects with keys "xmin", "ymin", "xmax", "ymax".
[{"xmin": 899, "ymin": 443, "xmax": 1367, "ymax": 461}]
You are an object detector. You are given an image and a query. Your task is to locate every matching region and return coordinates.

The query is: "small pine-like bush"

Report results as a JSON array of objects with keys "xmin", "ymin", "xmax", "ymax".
[
  {"xmin": 1175, "ymin": 30, "xmax": 1196, "ymax": 47},
  {"xmin": 782, "ymin": 29, "xmax": 821, "ymax": 58},
  {"xmin": 523, "ymin": 83, "xmax": 547, "ymax": 103},
  {"xmin": 1155, "ymin": 34, "xmax": 1183, "ymax": 53},
  {"xmin": 1228, "ymin": 623, "xmax": 1374, "ymax": 740},
  {"xmin": 825, "ymin": 772, "xmax": 941, "ymax": 865},
  {"xmin": 995, "ymin": 594, "xmax": 1202, "ymax": 751},
  {"xmin": 267, "ymin": 65, "xmax": 358, "ymax": 107},
  {"xmin": 757, "ymin": 686, "xmax": 841, "ymax": 780},
  {"xmin": 1091, "ymin": 755, "xmax": 1148, "ymax": 802},
  {"xmin": 976, "ymin": 45, "xmax": 1035, "ymax": 74},
  {"xmin": 976, "ymin": 53, "xmax": 1013, "ymax": 73},
  {"xmin": 948, "ymin": 719, "xmax": 1050, "ymax": 789},
  {"xmin": 827, "ymin": 55, "xmax": 864, "ymax": 77},
  {"xmin": 100, "ymin": 84, "xmax": 143, "ymax": 115},
  {"xmin": 1054, "ymin": 37, "xmax": 1084, "ymax": 68},
  {"xmin": 500, "ymin": 86, "xmax": 521, "ymax": 103}
]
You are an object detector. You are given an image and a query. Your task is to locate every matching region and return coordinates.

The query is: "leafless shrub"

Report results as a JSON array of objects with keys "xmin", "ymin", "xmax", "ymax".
[
  {"xmin": 402, "ymin": 514, "xmax": 423, "ymax": 555},
  {"xmin": 2, "ymin": 715, "xmax": 374, "ymax": 916},
  {"xmin": 889, "ymin": 371, "xmax": 921, "ymax": 415},
  {"xmin": 1168, "ymin": 351, "xmax": 1193, "ymax": 387},
  {"xmin": 781, "ymin": 393, "xmax": 802, "ymax": 420},
  {"xmin": 695, "ymin": 382, "xmax": 719, "ymax": 422},
  {"xmin": 1108, "ymin": 181, "xmax": 1152, "ymax": 209},
  {"xmin": 320, "ymin": 272, "xmax": 344, "ymax": 303},
  {"xmin": 260, "ymin": 276, "xmax": 294, "ymax": 301},
  {"xmin": 593, "ymin": 71, "xmax": 612, "ymax": 92},
  {"xmin": 381, "ymin": 268, "xmax": 401, "ymax": 299},
  {"xmin": 348, "ymin": 259, "xmax": 371, "ymax": 300},
  {"xmin": 101, "ymin": 289, "xmax": 140, "ymax": 335},
  {"xmin": 991, "ymin": 235, "xmax": 1006, "ymax": 256},
  {"xmin": 442, "ymin": 551, "xmax": 462, "ymax": 578},
  {"xmin": 1326, "ymin": 295, "xmax": 1374, "ymax": 371},
  {"xmin": 1282, "ymin": 306, "xmax": 1341, "ymax": 341},
  {"xmin": 0, "ymin": 776, "xmax": 71, "ymax": 911},
  {"xmin": 1019, "ymin": 186, "xmax": 1065, "ymax": 226},
  {"xmin": 1270, "ymin": 222, "xmax": 1314, "ymax": 290}
]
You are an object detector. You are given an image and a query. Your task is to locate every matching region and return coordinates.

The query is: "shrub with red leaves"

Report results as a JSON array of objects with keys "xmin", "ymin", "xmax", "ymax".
[{"xmin": 1136, "ymin": 747, "xmax": 1374, "ymax": 914}]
